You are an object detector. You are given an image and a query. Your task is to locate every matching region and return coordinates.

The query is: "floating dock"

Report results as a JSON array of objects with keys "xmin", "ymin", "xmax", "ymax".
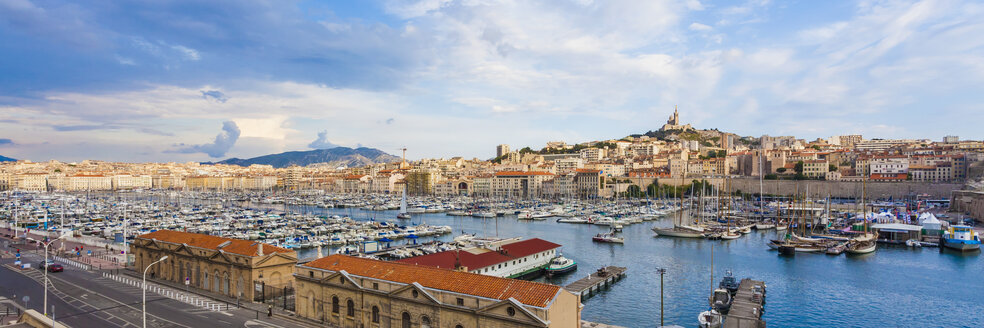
[
  {"xmin": 724, "ymin": 278, "xmax": 767, "ymax": 328},
  {"xmin": 564, "ymin": 266, "xmax": 627, "ymax": 300}
]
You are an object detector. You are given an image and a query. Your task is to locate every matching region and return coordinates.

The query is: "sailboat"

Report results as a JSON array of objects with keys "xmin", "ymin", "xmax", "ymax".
[
  {"xmin": 396, "ymin": 189, "xmax": 411, "ymax": 220},
  {"xmin": 653, "ymin": 189, "xmax": 705, "ymax": 238},
  {"xmin": 846, "ymin": 177, "xmax": 877, "ymax": 254}
]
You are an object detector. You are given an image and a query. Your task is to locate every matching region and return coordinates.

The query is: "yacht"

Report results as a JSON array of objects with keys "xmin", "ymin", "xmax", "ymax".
[{"xmin": 592, "ymin": 230, "xmax": 624, "ymax": 243}]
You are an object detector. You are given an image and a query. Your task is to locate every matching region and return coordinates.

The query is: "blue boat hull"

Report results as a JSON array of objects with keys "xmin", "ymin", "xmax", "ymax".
[{"xmin": 941, "ymin": 238, "xmax": 981, "ymax": 251}]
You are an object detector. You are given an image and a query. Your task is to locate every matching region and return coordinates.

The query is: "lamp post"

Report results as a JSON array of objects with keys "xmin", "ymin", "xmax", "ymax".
[
  {"xmin": 656, "ymin": 267, "xmax": 667, "ymax": 327},
  {"xmin": 27, "ymin": 233, "xmax": 67, "ymax": 317},
  {"xmin": 143, "ymin": 255, "xmax": 168, "ymax": 328}
]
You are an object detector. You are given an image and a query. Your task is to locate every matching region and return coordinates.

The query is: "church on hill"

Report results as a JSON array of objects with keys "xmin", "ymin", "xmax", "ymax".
[{"xmin": 660, "ymin": 106, "xmax": 694, "ymax": 132}]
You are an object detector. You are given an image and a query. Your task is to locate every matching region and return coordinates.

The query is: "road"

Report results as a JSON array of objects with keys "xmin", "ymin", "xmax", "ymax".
[{"xmin": 0, "ymin": 238, "xmax": 312, "ymax": 328}]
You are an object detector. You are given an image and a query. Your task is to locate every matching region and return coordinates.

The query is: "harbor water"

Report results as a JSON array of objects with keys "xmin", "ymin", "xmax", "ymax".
[{"xmin": 286, "ymin": 206, "xmax": 983, "ymax": 328}]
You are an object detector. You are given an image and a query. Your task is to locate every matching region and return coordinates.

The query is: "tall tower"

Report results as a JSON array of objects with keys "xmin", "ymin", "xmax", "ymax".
[{"xmin": 672, "ymin": 106, "xmax": 679, "ymax": 125}]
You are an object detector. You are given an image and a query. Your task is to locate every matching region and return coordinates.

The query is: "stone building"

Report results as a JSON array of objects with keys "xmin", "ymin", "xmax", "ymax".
[
  {"xmin": 294, "ymin": 254, "xmax": 581, "ymax": 328},
  {"xmin": 131, "ymin": 230, "xmax": 297, "ymax": 301}
]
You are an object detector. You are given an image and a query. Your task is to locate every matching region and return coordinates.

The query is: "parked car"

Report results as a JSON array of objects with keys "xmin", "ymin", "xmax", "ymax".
[{"xmin": 47, "ymin": 264, "xmax": 64, "ymax": 272}]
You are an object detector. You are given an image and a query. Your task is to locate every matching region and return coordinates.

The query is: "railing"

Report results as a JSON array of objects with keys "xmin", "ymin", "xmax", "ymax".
[{"xmin": 101, "ymin": 272, "xmax": 233, "ymax": 311}]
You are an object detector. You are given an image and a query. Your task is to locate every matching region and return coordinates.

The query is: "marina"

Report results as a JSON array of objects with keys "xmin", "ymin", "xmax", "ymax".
[{"xmin": 1, "ymin": 190, "xmax": 983, "ymax": 327}]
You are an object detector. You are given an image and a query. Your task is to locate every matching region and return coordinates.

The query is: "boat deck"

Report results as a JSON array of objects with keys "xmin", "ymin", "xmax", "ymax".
[
  {"xmin": 564, "ymin": 266, "xmax": 627, "ymax": 301},
  {"xmin": 724, "ymin": 278, "xmax": 767, "ymax": 328}
]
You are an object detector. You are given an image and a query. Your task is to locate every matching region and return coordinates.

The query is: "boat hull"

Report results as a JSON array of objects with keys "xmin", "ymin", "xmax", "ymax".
[
  {"xmin": 941, "ymin": 239, "xmax": 981, "ymax": 251},
  {"xmin": 653, "ymin": 228, "xmax": 703, "ymax": 238}
]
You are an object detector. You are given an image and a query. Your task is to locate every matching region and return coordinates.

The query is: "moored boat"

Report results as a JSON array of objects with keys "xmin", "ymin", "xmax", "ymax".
[{"xmin": 940, "ymin": 225, "xmax": 981, "ymax": 252}]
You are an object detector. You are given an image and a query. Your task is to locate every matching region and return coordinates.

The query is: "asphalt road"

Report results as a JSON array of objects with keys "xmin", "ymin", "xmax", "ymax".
[{"xmin": 0, "ymin": 238, "xmax": 311, "ymax": 328}]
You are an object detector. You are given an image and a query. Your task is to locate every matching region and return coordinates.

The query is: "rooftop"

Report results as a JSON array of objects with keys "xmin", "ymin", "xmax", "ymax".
[
  {"xmin": 136, "ymin": 230, "xmax": 294, "ymax": 257},
  {"xmin": 303, "ymin": 254, "xmax": 562, "ymax": 308}
]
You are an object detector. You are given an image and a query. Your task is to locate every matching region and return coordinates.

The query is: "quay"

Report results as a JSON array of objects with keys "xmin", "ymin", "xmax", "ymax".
[
  {"xmin": 724, "ymin": 278, "xmax": 767, "ymax": 328},
  {"xmin": 565, "ymin": 266, "xmax": 627, "ymax": 300}
]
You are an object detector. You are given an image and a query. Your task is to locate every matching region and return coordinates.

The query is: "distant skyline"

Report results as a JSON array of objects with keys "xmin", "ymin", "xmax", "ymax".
[{"xmin": 1, "ymin": 0, "xmax": 982, "ymax": 162}]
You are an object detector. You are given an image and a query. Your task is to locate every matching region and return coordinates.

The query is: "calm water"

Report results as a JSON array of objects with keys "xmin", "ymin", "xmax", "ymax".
[{"xmin": 281, "ymin": 205, "xmax": 982, "ymax": 328}]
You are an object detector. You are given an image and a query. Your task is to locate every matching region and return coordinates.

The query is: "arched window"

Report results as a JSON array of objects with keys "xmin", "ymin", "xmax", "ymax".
[
  {"xmin": 346, "ymin": 299, "xmax": 355, "ymax": 317},
  {"xmin": 455, "ymin": 325, "xmax": 464, "ymax": 328},
  {"xmin": 331, "ymin": 296, "xmax": 339, "ymax": 314},
  {"xmin": 421, "ymin": 315, "xmax": 431, "ymax": 328},
  {"xmin": 203, "ymin": 271, "xmax": 209, "ymax": 289},
  {"xmin": 213, "ymin": 270, "xmax": 221, "ymax": 292},
  {"xmin": 401, "ymin": 312, "xmax": 411, "ymax": 328},
  {"xmin": 371, "ymin": 306, "xmax": 380, "ymax": 323}
]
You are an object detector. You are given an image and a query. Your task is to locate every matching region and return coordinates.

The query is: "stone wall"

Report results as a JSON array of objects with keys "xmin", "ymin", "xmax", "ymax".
[{"xmin": 653, "ymin": 177, "xmax": 963, "ymax": 199}]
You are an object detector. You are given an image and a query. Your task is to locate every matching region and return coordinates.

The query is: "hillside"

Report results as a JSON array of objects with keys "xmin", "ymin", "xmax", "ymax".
[
  {"xmin": 214, "ymin": 147, "xmax": 400, "ymax": 168},
  {"xmin": 0, "ymin": 155, "xmax": 15, "ymax": 162}
]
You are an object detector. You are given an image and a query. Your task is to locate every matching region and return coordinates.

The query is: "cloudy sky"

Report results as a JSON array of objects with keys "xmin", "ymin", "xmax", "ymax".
[{"xmin": 1, "ymin": 0, "xmax": 982, "ymax": 162}]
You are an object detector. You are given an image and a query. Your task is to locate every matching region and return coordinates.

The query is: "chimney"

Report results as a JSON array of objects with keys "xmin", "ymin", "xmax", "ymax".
[{"xmin": 258, "ymin": 243, "xmax": 264, "ymax": 256}]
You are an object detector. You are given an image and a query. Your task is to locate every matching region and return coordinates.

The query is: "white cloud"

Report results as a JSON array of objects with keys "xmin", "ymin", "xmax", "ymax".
[
  {"xmin": 689, "ymin": 22, "xmax": 713, "ymax": 31},
  {"xmin": 171, "ymin": 45, "xmax": 200, "ymax": 61}
]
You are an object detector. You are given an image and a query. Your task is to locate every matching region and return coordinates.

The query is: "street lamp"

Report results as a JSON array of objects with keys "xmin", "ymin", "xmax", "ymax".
[
  {"xmin": 143, "ymin": 255, "xmax": 169, "ymax": 328},
  {"xmin": 656, "ymin": 267, "xmax": 667, "ymax": 327},
  {"xmin": 27, "ymin": 232, "xmax": 68, "ymax": 317}
]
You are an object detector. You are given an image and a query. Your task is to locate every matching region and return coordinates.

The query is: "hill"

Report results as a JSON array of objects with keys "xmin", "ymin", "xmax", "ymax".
[
  {"xmin": 0, "ymin": 155, "xmax": 15, "ymax": 162},
  {"xmin": 214, "ymin": 147, "xmax": 400, "ymax": 168}
]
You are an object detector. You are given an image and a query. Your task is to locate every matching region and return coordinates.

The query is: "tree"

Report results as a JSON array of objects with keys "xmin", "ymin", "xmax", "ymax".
[
  {"xmin": 624, "ymin": 185, "xmax": 642, "ymax": 198},
  {"xmin": 776, "ymin": 168, "xmax": 787, "ymax": 173},
  {"xmin": 812, "ymin": 145, "xmax": 821, "ymax": 151},
  {"xmin": 794, "ymin": 161, "xmax": 804, "ymax": 174},
  {"xmin": 829, "ymin": 164, "xmax": 838, "ymax": 172},
  {"xmin": 764, "ymin": 174, "xmax": 779, "ymax": 180},
  {"xmin": 646, "ymin": 183, "xmax": 659, "ymax": 196}
]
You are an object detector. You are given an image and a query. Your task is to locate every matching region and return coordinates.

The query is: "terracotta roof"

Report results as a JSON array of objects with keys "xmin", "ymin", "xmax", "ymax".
[
  {"xmin": 494, "ymin": 171, "xmax": 554, "ymax": 176},
  {"xmin": 136, "ymin": 230, "xmax": 295, "ymax": 257},
  {"xmin": 305, "ymin": 255, "xmax": 562, "ymax": 308},
  {"xmin": 574, "ymin": 169, "xmax": 600, "ymax": 173}
]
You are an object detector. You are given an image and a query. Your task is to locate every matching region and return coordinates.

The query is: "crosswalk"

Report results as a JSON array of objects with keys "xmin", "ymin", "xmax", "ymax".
[{"xmin": 100, "ymin": 272, "xmax": 232, "ymax": 312}]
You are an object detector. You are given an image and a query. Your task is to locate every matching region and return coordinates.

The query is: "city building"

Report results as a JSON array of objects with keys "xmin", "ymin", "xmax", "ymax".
[
  {"xmin": 491, "ymin": 171, "xmax": 554, "ymax": 198},
  {"xmin": 131, "ymin": 230, "xmax": 297, "ymax": 301},
  {"xmin": 802, "ymin": 160, "xmax": 829, "ymax": 178},
  {"xmin": 496, "ymin": 144, "xmax": 511, "ymax": 158},
  {"xmin": 293, "ymin": 254, "xmax": 581, "ymax": 328},
  {"xmin": 395, "ymin": 238, "xmax": 561, "ymax": 278}
]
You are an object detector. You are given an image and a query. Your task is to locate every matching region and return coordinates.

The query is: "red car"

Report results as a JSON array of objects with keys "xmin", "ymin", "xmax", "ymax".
[{"xmin": 47, "ymin": 264, "xmax": 64, "ymax": 272}]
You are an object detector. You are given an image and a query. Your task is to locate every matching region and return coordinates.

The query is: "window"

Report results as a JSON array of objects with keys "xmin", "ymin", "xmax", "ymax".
[
  {"xmin": 401, "ymin": 312, "xmax": 411, "ymax": 328},
  {"xmin": 346, "ymin": 299, "xmax": 355, "ymax": 317},
  {"xmin": 373, "ymin": 282, "xmax": 379, "ymax": 289},
  {"xmin": 507, "ymin": 307, "xmax": 516, "ymax": 317},
  {"xmin": 371, "ymin": 306, "xmax": 380, "ymax": 323},
  {"xmin": 455, "ymin": 325, "xmax": 464, "ymax": 328},
  {"xmin": 331, "ymin": 296, "xmax": 339, "ymax": 314},
  {"xmin": 412, "ymin": 290, "xmax": 419, "ymax": 298},
  {"xmin": 340, "ymin": 277, "xmax": 345, "ymax": 284},
  {"xmin": 421, "ymin": 316, "xmax": 431, "ymax": 328},
  {"xmin": 456, "ymin": 298, "xmax": 464, "ymax": 306},
  {"xmin": 309, "ymin": 271, "xmax": 314, "ymax": 278}
]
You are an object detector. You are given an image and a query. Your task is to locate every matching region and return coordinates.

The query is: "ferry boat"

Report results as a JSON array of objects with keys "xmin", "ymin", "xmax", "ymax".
[
  {"xmin": 545, "ymin": 255, "xmax": 577, "ymax": 276},
  {"xmin": 941, "ymin": 225, "xmax": 981, "ymax": 252}
]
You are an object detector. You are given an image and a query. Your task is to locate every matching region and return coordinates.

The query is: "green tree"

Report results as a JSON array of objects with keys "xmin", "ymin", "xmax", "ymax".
[
  {"xmin": 776, "ymin": 168, "xmax": 787, "ymax": 173},
  {"xmin": 794, "ymin": 161, "xmax": 804, "ymax": 174},
  {"xmin": 829, "ymin": 164, "xmax": 838, "ymax": 172},
  {"xmin": 624, "ymin": 185, "xmax": 642, "ymax": 198}
]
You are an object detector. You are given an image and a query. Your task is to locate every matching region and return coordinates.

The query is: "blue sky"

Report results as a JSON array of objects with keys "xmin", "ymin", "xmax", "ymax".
[{"xmin": 1, "ymin": 0, "xmax": 982, "ymax": 162}]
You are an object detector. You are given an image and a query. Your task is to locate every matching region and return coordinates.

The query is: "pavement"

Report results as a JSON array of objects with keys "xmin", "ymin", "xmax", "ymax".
[{"xmin": 0, "ymin": 234, "xmax": 320, "ymax": 328}]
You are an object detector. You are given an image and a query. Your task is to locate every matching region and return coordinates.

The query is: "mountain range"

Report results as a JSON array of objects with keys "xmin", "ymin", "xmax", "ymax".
[
  {"xmin": 213, "ymin": 147, "xmax": 400, "ymax": 168},
  {"xmin": 0, "ymin": 155, "xmax": 15, "ymax": 162}
]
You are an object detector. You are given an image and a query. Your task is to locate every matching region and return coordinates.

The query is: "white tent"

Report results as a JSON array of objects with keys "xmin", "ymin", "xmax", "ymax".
[{"xmin": 918, "ymin": 212, "xmax": 943, "ymax": 231}]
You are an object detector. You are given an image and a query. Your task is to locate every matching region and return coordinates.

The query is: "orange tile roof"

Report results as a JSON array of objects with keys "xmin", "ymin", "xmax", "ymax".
[
  {"xmin": 136, "ymin": 230, "xmax": 295, "ymax": 257},
  {"xmin": 494, "ymin": 171, "xmax": 554, "ymax": 176},
  {"xmin": 303, "ymin": 255, "xmax": 561, "ymax": 308}
]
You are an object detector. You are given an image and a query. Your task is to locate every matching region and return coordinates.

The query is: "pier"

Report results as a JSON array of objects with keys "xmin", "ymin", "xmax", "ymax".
[
  {"xmin": 724, "ymin": 278, "xmax": 767, "ymax": 328},
  {"xmin": 564, "ymin": 266, "xmax": 627, "ymax": 300}
]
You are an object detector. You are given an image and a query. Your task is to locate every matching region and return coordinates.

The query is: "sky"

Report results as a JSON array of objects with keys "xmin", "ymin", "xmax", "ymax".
[{"xmin": 1, "ymin": 0, "xmax": 982, "ymax": 163}]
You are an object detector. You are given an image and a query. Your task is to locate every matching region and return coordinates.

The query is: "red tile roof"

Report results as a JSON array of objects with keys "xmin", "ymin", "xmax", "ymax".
[
  {"xmin": 495, "ymin": 171, "xmax": 554, "ymax": 176},
  {"xmin": 395, "ymin": 238, "xmax": 560, "ymax": 271},
  {"xmin": 304, "ymin": 255, "xmax": 562, "ymax": 307},
  {"xmin": 136, "ymin": 230, "xmax": 295, "ymax": 257}
]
